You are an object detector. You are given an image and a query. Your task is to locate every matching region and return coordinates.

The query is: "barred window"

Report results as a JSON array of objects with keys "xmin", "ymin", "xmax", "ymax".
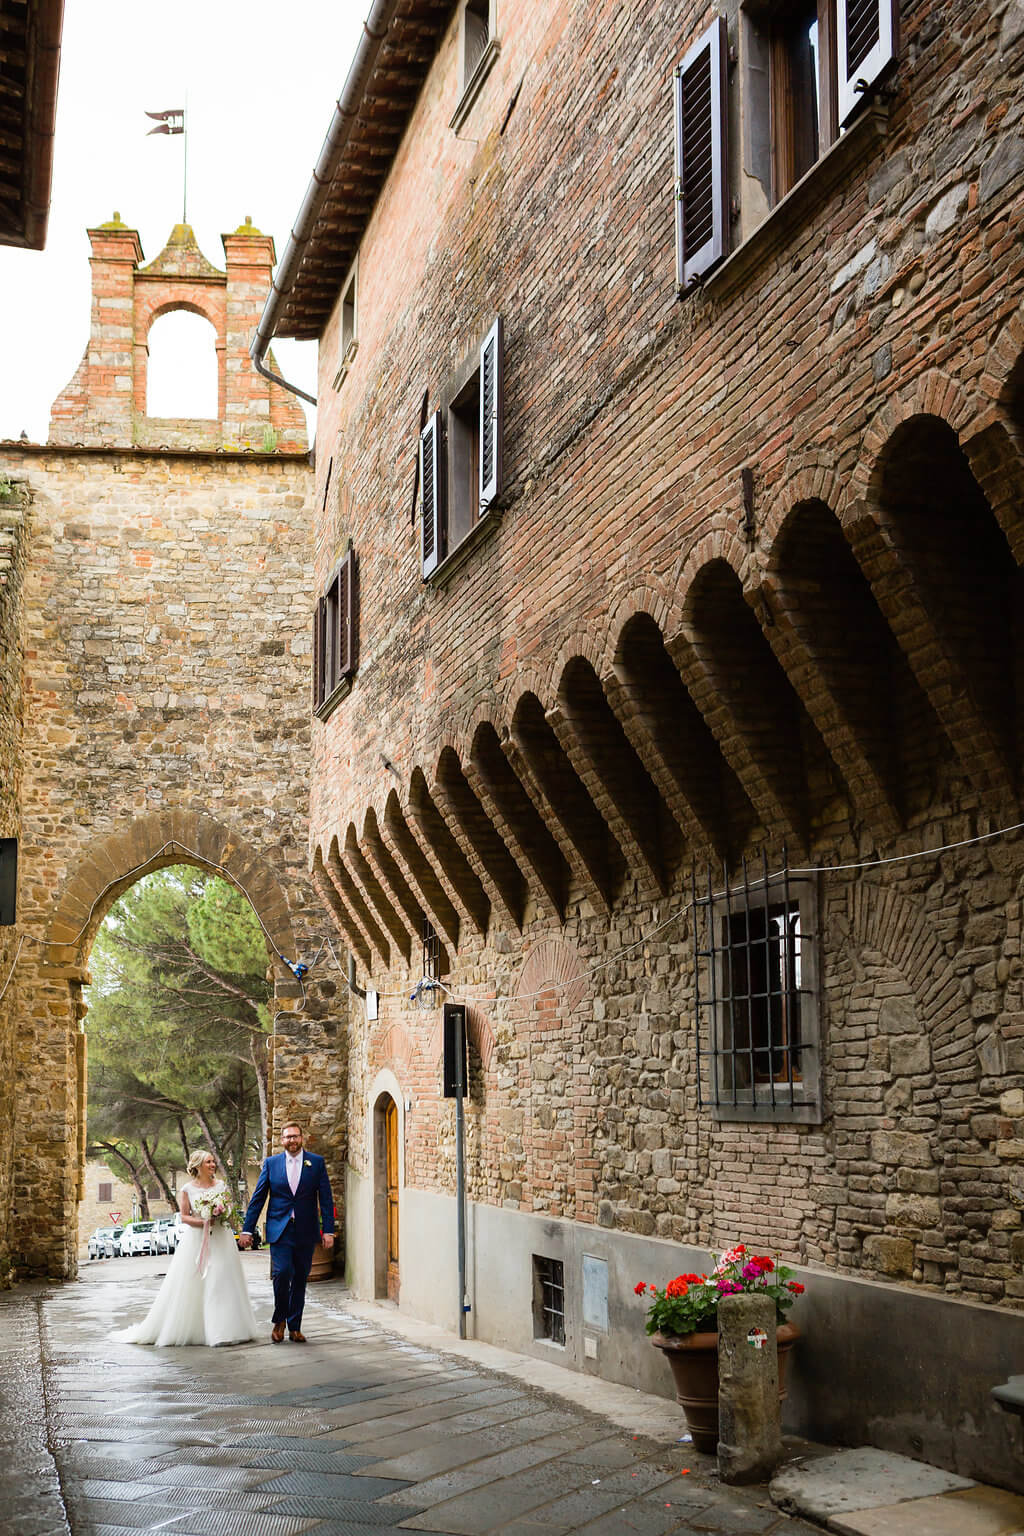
[
  {"xmin": 694, "ymin": 856, "xmax": 822, "ymax": 1123},
  {"xmin": 532, "ymin": 1255, "xmax": 565, "ymax": 1346}
]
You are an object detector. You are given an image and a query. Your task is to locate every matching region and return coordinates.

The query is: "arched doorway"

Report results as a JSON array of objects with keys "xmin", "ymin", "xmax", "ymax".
[
  {"xmin": 78, "ymin": 864, "xmax": 272, "ymax": 1261},
  {"xmin": 32, "ymin": 809, "xmax": 315, "ymax": 1279},
  {"xmin": 373, "ymin": 1091, "xmax": 400, "ymax": 1300}
]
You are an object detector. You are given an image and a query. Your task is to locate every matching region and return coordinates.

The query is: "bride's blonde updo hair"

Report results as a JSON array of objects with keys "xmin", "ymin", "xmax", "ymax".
[{"xmin": 186, "ymin": 1149, "xmax": 209, "ymax": 1179}]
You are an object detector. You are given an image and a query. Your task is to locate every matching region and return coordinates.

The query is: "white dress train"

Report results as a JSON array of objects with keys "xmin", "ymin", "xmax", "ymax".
[{"xmin": 111, "ymin": 1181, "xmax": 260, "ymax": 1347}]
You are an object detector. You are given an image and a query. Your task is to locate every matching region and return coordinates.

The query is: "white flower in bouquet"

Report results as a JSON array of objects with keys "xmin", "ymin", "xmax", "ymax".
[{"xmin": 190, "ymin": 1187, "xmax": 235, "ymax": 1227}]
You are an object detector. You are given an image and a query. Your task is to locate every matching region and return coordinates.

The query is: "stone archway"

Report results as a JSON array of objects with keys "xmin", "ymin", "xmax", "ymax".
[{"xmin": 18, "ymin": 809, "xmax": 319, "ymax": 1280}]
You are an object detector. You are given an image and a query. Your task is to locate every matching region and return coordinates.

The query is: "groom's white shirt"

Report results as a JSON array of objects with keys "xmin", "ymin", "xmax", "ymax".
[{"xmin": 285, "ymin": 1150, "xmax": 302, "ymax": 1197}]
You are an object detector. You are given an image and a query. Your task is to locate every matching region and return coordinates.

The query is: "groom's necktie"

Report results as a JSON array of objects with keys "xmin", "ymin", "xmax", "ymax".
[{"xmin": 286, "ymin": 1155, "xmax": 300, "ymax": 1196}]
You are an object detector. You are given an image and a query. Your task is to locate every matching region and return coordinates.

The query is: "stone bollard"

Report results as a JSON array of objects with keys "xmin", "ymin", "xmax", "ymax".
[{"xmin": 717, "ymin": 1292, "xmax": 782, "ymax": 1484}]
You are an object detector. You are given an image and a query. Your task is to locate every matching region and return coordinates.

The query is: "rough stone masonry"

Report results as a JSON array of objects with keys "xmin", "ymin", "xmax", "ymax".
[{"xmin": 0, "ymin": 215, "xmax": 345, "ymax": 1282}]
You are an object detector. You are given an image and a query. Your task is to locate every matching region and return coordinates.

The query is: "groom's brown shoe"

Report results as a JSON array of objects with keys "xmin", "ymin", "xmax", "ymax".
[
  {"xmin": 271, "ymin": 1321, "xmax": 286, "ymax": 1343},
  {"xmin": 289, "ymin": 1330, "xmax": 307, "ymax": 1342}
]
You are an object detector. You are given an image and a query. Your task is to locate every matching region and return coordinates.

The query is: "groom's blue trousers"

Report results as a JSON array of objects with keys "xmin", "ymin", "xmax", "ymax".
[{"xmin": 269, "ymin": 1223, "xmax": 316, "ymax": 1331}]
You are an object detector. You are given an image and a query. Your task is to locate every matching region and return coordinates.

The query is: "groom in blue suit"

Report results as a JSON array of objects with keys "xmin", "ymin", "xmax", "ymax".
[{"xmin": 240, "ymin": 1122, "xmax": 335, "ymax": 1342}]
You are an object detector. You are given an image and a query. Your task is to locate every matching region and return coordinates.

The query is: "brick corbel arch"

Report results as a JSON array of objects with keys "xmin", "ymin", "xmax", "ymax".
[
  {"xmin": 672, "ymin": 527, "xmax": 752, "ymax": 632},
  {"xmin": 978, "ymin": 300, "xmax": 1024, "ymax": 408},
  {"xmin": 760, "ymin": 465, "xmax": 847, "ymax": 574},
  {"xmin": 546, "ymin": 627, "xmax": 609, "ymax": 705},
  {"xmin": 498, "ymin": 664, "xmax": 550, "ymax": 724},
  {"xmin": 46, "ymin": 807, "xmax": 299, "ymax": 988},
  {"xmin": 605, "ymin": 579, "xmax": 680, "ymax": 674},
  {"xmin": 847, "ymin": 368, "xmax": 976, "ymax": 508}
]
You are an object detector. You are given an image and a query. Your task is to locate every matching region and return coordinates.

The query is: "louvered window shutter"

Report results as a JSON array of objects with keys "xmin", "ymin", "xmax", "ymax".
[
  {"xmin": 338, "ymin": 548, "xmax": 355, "ymax": 678},
  {"xmin": 420, "ymin": 410, "xmax": 444, "ymax": 578},
  {"xmin": 837, "ymin": 0, "xmax": 898, "ymax": 126},
  {"xmin": 674, "ymin": 15, "xmax": 728, "ymax": 288},
  {"xmin": 478, "ymin": 316, "xmax": 504, "ymax": 513},
  {"xmin": 312, "ymin": 595, "xmax": 325, "ymax": 710}
]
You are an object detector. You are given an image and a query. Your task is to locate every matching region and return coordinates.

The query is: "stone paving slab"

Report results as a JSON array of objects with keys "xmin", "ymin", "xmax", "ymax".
[
  {"xmin": 826, "ymin": 1484, "xmax": 1024, "ymax": 1536},
  {"xmin": 771, "ymin": 1446, "xmax": 974, "ymax": 1518},
  {"xmin": 2, "ymin": 1262, "xmax": 830, "ymax": 1536}
]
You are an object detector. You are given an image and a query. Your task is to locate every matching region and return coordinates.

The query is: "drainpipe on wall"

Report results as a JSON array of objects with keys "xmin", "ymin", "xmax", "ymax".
[{"xmin": 249, "ymin": 0, "xmax": 403, "ymax": 407}]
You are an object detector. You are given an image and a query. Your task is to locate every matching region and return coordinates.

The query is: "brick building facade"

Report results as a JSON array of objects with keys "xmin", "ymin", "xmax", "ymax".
[
  {"xmin": 261, "ymin": 0, "xmax": 1024, "ymax": 1487},
  {"xmin": 0, "ymin": 217, "xmax": 345, "ymax": 1283}
]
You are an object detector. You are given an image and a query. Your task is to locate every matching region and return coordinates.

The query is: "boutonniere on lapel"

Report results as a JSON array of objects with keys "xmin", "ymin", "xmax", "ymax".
[{"xmin": 304, "ymin": 1159, "xmax": 312, "ymax": 1167}]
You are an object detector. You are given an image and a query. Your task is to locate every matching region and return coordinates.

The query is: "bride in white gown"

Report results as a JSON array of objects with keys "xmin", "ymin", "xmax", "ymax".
[{"xmin": 112, "ymin": 1151, "xmax": 260, "ymax": 1347}]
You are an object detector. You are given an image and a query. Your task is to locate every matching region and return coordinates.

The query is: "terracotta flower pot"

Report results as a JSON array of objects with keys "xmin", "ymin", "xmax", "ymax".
[
  {"xmin": 307, "ymin": 1240, "xmax": 335, "ymax": 1282},
  {"xmin": 651, "ymin": 1322, "xmax": 799, "ymax": 1454}
]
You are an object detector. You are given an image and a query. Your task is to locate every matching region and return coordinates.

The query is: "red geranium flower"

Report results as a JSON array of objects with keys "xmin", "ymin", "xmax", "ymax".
[
  {"xmin": 665, "ymin": 1276, "xmax": 689, "ymax": 1298},
  {"xmin": 633, "ymin": 1281, "xmax": 647, "ymax": 1295},
  {"xmin": 787, "ymin": 1281, "xmax": 805, "ymax": 1294}
]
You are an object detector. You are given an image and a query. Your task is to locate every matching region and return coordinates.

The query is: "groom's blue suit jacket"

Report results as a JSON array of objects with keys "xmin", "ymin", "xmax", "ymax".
[{"xmin": 242, "ymin": 1151, "xmax": 335, "ymax": 1247}]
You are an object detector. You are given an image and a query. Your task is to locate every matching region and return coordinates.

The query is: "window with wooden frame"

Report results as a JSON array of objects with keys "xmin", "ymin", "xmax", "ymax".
[
  {"xmin": 451, "ymin": 0, "xmax": 500, "ymax": 132},
  {"xmin": 98, "ymin": 1182, "xmax": 113, "ymax": 1203},
  {"xmin": 674, "ymin": 0, "xmax": 898, "ymax": 286},
  {"xmin": 421, "ymin": 317, "xmax": 504, "ymax": 580},
  {"xmin": 332, "ymin": 261, "xmax": 358, "ymax": 391},
  {"xmin": 312, "ymin": 547, "xmax": 356, "ymax": 717},
  {"xmin": 693, "ymin": 859, "xmax": 822, "ymax": 1123}
]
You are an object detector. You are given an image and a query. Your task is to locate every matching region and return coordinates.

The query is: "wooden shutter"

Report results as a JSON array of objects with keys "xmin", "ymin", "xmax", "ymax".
[
  {"xmin": 837, "ymin": 0, "xmax": 898, "ymax": 127},
  {"xmin": 312, "ymin": 594, "xmax": 326, "ymax": 710},
  {"xmin": 337, "ymin": 548, "xmax": 355, "ymax": 678},
  {"xmin": 420, "ymin": 410, "xmax": 444, "ymax": 578},
  {"xmin": 674, "ymin": 16, "xmax": 728, "ymax": 288},
  {"xmin": 478, "ymin": 316, "xmax": 504, "ymax": 513}
]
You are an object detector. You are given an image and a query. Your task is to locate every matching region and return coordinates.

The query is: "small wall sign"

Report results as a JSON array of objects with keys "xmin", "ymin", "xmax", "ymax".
[{"xmin": 747, "ymin": 1326, "xmax": 769, "ymax": 1349}]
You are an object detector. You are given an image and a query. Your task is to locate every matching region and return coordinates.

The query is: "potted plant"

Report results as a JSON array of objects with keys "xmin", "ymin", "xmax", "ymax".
[
  {"xmin": 636, "ymin": 1244, "xmax": 804, "ymax": 1453},
  {"xmin": 308, "ymin": 1204, "xmax": 338, "ymax": 1282}
]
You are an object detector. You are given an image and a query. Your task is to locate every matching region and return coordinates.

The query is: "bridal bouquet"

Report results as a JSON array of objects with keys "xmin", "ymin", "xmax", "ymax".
[
  {"xmin": 190, "ymin": 1188, "xmax": 235, "ymax": 1228},
  {"xmin": 191, "ymin": 1186, "xmax": 237, "ymax": 1278}
]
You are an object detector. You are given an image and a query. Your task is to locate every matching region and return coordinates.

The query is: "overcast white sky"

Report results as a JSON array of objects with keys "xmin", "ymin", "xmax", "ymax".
[{"xmin": 0, "ymin": 0, "xmax": 369, "ymax": 444}]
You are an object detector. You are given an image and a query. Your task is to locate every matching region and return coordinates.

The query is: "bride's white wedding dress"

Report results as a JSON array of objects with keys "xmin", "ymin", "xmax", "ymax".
[{"xmin": 111, "ymin": 1181, "xmax": 260, "ymax": 1347}]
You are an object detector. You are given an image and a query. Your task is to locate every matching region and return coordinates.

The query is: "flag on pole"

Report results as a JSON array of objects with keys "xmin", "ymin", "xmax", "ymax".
[{"xmin": 145, "ymin": 108, "xmax": 184, "ymax": 136}]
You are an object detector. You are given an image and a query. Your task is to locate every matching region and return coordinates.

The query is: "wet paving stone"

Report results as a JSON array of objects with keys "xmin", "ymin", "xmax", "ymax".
[{"xmin": 0, "ymin": 1265, "xmax": 826, "ymax": 1536}]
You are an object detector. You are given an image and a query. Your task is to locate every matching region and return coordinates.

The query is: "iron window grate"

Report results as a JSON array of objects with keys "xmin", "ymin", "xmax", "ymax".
[
  {"xmin": 421, "ymin": 915, "xmax": 440, "ymax": 982},
  {"xmin": 693, "ymin": 848, "xmax": 819, "ymax": 1116},
  {"xmin": 533, "ymin": 1255, "xmax": 565, "ymax": 1346}
]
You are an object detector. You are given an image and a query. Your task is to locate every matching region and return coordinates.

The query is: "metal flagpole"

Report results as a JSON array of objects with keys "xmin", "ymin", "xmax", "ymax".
[{"xmin": 143, "ymin": 108, "xmax": 186, "ymax": 217}]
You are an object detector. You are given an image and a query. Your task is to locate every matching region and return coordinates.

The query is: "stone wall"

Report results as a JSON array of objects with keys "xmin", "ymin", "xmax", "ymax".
[
  {"xmin": 0, "ymin": 485, "xmax": 27, "ymax": 1282},
  {"xmin": 0, "ymin": 444, "xmax": 345, "ymax": 1277},
  {"xmin": 301, "ymin": 0, "xmax": 1024, "ymax": 1476}
]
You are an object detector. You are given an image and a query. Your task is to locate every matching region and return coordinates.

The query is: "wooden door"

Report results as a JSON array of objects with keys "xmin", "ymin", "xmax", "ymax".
[{"xmin": 385, "ymin": 1097, "xmax": 400, "ymax": 1301}]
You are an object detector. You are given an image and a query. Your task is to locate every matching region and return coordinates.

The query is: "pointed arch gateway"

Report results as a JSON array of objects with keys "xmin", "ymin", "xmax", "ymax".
[{"xmin": 40, "ymin": 809, "xmax": 306, "ymax": 1279}]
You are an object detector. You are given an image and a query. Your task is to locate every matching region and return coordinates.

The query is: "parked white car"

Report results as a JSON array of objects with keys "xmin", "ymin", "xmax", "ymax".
[
  {"xmin": 87, "ymin": 1226, "xmax": 122, "ymax": 1260},
  {"xmin": 153, "ymin": 1216, "xmax": 179, "ymax": 1254},
  {"xmin": 119, "ymin": 1220, "xmax": 158, "ymax": 1256}
]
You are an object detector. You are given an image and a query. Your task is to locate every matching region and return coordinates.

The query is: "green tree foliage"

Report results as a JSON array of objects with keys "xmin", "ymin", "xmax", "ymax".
[{"xmin": 85, "ymin": 866, "xmax": 272, "ymax": 1211}]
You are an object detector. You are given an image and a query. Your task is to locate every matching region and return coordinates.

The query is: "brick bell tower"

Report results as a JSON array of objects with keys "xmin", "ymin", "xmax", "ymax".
[{"xmin": 48, "ymin": 213, "xmax": 308, "ymax": 452}]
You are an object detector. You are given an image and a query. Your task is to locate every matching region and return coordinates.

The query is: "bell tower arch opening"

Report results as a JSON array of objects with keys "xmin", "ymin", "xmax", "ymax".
[{"xmin": 146, "ymin": 308, "xmax": 219, "ymax": 420}]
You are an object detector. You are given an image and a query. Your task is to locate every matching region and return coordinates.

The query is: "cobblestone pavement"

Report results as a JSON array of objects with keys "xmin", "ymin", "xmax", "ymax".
[{"xmin": 0, "ymin": 1257, "xmax": 824, "ymax": 1536}]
